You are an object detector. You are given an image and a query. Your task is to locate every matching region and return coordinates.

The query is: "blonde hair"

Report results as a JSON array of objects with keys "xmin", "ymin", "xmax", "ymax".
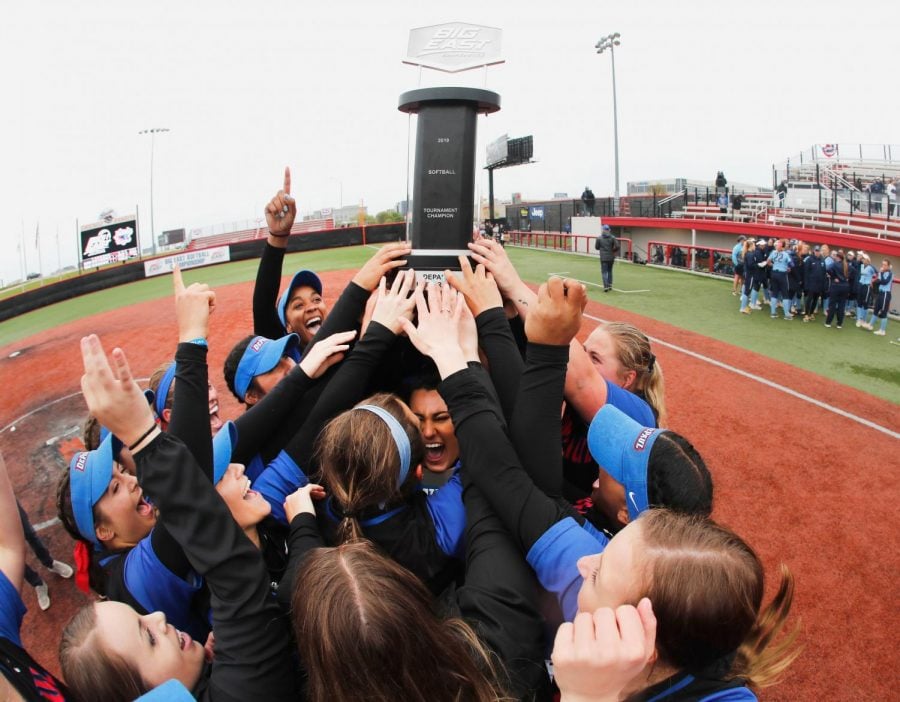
[
  {"xmin": 602, "ymin": 322, "xmax": 667, "ymax": 426},
  {"xmin": 639, "ymin": 510, "xmax": 800, "ymax": 691}
]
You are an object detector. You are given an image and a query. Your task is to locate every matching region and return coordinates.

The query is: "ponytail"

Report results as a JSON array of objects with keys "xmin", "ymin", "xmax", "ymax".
[
  {"xmin": 642, "ymin": 361, "xmax": 668, "ymax": 428},
  {"xmin": 337, "ymin": 514, "xmax": 364, "ymax": 544},
  {"xmin": 602, "ymin": 322, "xmax": 667, "ymax": 427},
  {"xmin": 732, "ymin": 565, "xmax": 801, "ymax": 690},
  {"xmin": 316, "ymin": 393, "xmax": 425, "ymax": 545},
  {"xmin": 56, "ymin": 469, "xmax": 109, "ymax": 596}
]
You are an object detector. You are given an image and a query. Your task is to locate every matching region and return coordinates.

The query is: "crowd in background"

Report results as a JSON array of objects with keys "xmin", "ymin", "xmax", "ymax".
[{"xmin": 731, "ymin": 235, "xmax": 894, "ymax": 335}]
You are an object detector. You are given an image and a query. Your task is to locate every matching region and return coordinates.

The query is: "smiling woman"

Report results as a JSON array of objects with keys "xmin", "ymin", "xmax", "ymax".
[{"xmin": 58, "ymin": 336, "xmax": 297, "ymax": 701}]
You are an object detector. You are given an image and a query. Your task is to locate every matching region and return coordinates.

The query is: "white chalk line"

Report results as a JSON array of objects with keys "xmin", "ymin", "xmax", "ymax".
[
  {"xmin": 583, "ymin": 312, "xmax": 900, "ymax": 440},
  {"xmin": 545, "ymin": 273, "xmax": 650, "ymax": 294},
  {"xmin": 34, "ymin": 517, "xmax": 60, "ymax": 533}
]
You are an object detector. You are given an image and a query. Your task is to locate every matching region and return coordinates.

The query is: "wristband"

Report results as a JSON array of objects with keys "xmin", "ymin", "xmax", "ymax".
[
  {"xmin": 269, "ymin": 230, "xmax": 290, "ymax": 238},
  {"xmin": 128, "ymin": 425, "xmax": 158, "ymax": 451},
  {"xmin": 187, "ymin": 338, "xmax": 208, "ymax": 347}
]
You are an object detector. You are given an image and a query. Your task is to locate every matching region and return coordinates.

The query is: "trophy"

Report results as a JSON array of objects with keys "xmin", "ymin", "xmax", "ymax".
[{"xmin": 399, "ymin": 23, "xmax": 503, "ymax": 281}]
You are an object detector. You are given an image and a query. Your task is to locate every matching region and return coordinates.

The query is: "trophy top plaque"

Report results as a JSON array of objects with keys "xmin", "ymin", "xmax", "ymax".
[{"xmin": 403, "ymin": 23, "xmax": 504, "ymax": 74}]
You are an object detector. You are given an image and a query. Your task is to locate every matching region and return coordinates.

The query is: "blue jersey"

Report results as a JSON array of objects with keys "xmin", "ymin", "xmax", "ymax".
[
  {"xmin": 767, "ymin": 250, "xmax": 792, "ymax": 273},
  {"xmin": 877, "ymin": 269, "xmax": 894, "ymax": 292},
  {"xmin": 0, "ymin": 570, "xmax": 71, "ymax": 700},
  {"xmin": 858, "ymin": 264, "xmax": 877, "ymax": 286},
  {"xmin": 104, "ymin": 533, "xmax": 205, "ymax": 640},
  {"xmin": 731, "ymin": 243, "xmax": 743, "ymax": 266},
  {"xmin": 526, "ymin": 517, "xmax": 609, "ymax": 621},
  {"xmin": 606, "ymin": 380, "xmax": 656, "ymax": 427}
]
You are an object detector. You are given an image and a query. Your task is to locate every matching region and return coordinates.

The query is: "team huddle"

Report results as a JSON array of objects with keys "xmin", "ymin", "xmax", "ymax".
[
  {"xmin": 733, "ymin": 235, "xmax": 894, "ymax": 332},
  {"xmin": 0, "ymin": 171, "xmax": 799, "ymax": 702}
]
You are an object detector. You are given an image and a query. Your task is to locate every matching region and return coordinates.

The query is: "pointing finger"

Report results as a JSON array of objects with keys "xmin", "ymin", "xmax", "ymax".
[
  {"xmin": 173, "ymin": 264, "xmax": 185, "ymax": 294},
  {"xmin": 284, "ymin": 166, "xmax": 291, "ymax": 196}
]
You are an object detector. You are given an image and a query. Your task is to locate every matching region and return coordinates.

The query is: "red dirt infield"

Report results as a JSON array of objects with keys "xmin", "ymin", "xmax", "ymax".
[{"xmin": 0, "ymin": 269, "xmax": 897, "ymax": 701}]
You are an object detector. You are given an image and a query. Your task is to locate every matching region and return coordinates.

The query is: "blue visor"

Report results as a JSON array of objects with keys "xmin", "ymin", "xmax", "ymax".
[
  {"xmin": 69, "ymin": 433, "xmax": 116, "ymax": 544},
  {"xmin": 277, "ymin": 270, "xmax": 323, "ymax": 329},
  {"xmin": 234, "ymin": 334, "xmax": 299, "ymax": 400},
  {"xmin": 587, "ymin": 404, "xmax": 662, "ymax": 521},
  {"xmin": 212, "ymin": 421, "xmax": 238, "ymax": 484}
]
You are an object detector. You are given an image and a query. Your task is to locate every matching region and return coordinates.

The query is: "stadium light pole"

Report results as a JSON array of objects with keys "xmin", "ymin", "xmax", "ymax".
[
  {"xmin": 138, "ymin": 127, "xmax": 170, "ymax": 255},
  {"xmin": 595, "ymin": 33, "xmax": 621, "ymax": 201}
]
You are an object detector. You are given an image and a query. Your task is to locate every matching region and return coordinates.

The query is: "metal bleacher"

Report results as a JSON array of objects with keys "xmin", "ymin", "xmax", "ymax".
[{"xmin": 671, "ymin": 144, "xmax": 900, "ymax": 242}]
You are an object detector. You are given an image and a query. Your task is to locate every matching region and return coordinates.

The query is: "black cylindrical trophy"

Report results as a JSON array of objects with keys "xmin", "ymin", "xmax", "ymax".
[{"xmin": 398, "ymin": 87, "xmax": 500, "ymax": 278}]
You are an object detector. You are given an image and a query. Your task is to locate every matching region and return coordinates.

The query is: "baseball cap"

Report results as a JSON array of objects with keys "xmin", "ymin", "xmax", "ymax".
[
  {"xmin": 813, "ymin": 245, "xmax": 821, "ymax": 252},
  {"xmin": 212, "ymin": 421, "xmax": 238, "ymax": 484},
  {"xmin": 277, "ymin": 270, "xmax": 323, "ymax": 329},
  {"xmin": 586, "ymin": 404, "xmax": 663, "ymax": 521},
  {"xmin": 757, "ymin": 239, "xmax": 766, "ymax": 246},
  {"xmin": 234, "ymin": 334, "xmax": 299, "ymax": 400},
  {"xmin": 69, "ymin": 434, "xmax": 117, "ymax": 544},
  {"xmin": 601, "ymin": 224, "xmax": 611, "ymax": 232}
]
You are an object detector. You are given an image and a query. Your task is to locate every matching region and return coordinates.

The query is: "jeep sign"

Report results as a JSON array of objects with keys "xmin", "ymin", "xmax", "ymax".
[{"xmin": 404, "ymin": 23, "xmax": 503, "ymax": 73}]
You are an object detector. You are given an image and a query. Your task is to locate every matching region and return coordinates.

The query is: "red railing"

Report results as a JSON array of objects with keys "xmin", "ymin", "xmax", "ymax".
[
  {"xmin": 646, "ymin": 241, "xmax": 734, "ymax": 276},
  {"xmin": 508, "ymin": 231, "xmax": 633, "ymax": 260}
]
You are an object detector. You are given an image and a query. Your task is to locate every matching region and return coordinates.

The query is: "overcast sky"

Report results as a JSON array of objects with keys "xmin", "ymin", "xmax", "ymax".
[{"xmin": 1, "ymin": 0, "xmax": 897, "ymax": 284}]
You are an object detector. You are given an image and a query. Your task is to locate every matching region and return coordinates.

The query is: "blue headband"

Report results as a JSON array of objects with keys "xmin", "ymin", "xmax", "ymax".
[
  {"xmin": 155, "ymin": 362, "xmax": 177, "ymax": 417},
  {"xmin": 355, "ymin": 404, "xmax": 411, "ymax": 488}
]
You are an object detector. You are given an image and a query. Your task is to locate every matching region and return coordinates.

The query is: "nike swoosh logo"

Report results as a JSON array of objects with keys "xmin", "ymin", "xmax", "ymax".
[{"xmin": 628, "ymin": 491, "xmax": 639, "ymax": 512}]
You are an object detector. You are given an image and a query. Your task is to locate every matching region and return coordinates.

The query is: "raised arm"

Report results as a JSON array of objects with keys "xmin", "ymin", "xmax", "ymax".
[
  {"xmin": 446, "ymin": 256, "xmax": 524, "ymax": 421},
  {"xmin": 80, "ymin": 335, "xmax": 296, "ymax": 701},
  {"xmin": 168, "ymin": 266, "xmax": 216, "ymax": 476},
  {"xmin": 0, "ymin": 453, "xmax": 24, "ymax": 594},
  {"xmin": 253, "ymin": 167, "xmax": 295, "ymax": 338}
]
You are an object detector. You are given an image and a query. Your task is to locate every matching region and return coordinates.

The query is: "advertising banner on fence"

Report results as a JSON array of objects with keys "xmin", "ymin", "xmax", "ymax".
[
  {"xmin": 143, "ymin": 246, "xmax": 231, "ymax": 278},
  {"xmin": 80, "ymin": 216, "xmax": 138, "ymax": 269}
]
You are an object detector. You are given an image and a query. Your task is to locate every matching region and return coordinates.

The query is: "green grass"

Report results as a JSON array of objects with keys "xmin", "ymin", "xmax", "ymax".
[
  {"xmin": 0, "ymin": 247, "xmax": 375, "ymax": 348},
  {"xmin": 506, "ymin": 247, "xmax": 899, "ymax": 404},
  {"xmin": 1, "ymin": 244, "xmax": 897, "ymax": 404}
]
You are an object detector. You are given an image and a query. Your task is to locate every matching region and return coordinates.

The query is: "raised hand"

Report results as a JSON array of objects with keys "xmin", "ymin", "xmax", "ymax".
[
  {"xmin": 173, "ymin": 264, "xmax": 216, "ymax": 342},
  {"xmin": 370, "ymin": 269, "xmax": 417, "ymax": 334},
  {"xmin": 458, "ymin": 300, "xmax": 480, "ymax": 363},
  {"xmin": 299, "ymin": 330, "xmax": 357, "ymax": 379},
  {"xmin": 524, "ymin": 277, "xmax": 587, "ymax": 346},
  {"xmin": 467, "ymin": 237, "xmax": 524, "ymax": 299},
  {"xmin": 352, "ymin": 242, "xmax": 412, "ymax": 292},
  {"xmin": 399, "ymin": 283, "xmax": 467, "ymax": 379},
  {"xmin": 284, "ymin": 483, "xmax": 327, "ymax": 523},
  {"xmin": 444, "ymin": 255, "xmax": 503, "ymax": 317},
  {"xmin": 80, "ymin": 335, "xmax": 156, "ymax": 448},
  {"xmin": 265, "ymin": 167, "xmax": 296, "ymax": 240},
  {"xmin": 552, "ymin": 599, "xmax": 657, "ymax": 702}
]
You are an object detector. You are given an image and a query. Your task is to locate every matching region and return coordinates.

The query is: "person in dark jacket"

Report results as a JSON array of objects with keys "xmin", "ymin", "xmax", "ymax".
[
  {"xmin": 740, "ymin": 239, "xmax": 767, "ymax": 313},
  {"xmin": 845, "ymin": 250, "xmax": 860, "ymax": 317},
  {"xmin": 595, "ymin": 224, "xmax": 620, "ymax": 292},
  {"xmin": 824, "ymin": 251, "xmax": 851, "ymax": 328},
  {"xmin": 581, "ymin": 186, "xmax": 596, "ymax": 216},
  {"xmin": 802, "ymin": 246, "xmax": 828, "ymax": 321}
]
